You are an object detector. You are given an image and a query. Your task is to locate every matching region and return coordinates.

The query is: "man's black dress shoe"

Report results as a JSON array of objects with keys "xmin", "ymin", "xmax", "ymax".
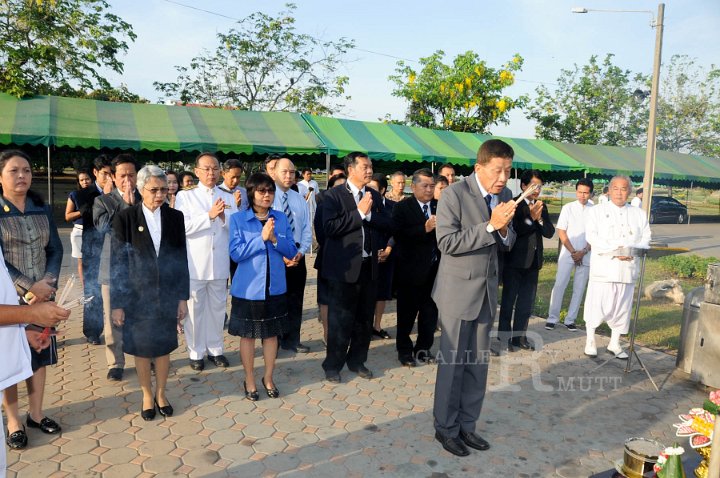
[
  {"xmin": 208, "ymin": 355, "xmax": 229, "ymax": 367},
  {"xmin": 325, "ymin": 372, "xmax": 341, "ymax": 383},
  {"xmin": 261, "ymin": 377, "xmax": 280, "ymax": 398},
  {"xmin": 107, "ymin": 368, "xmax": 123, "ymax": 381},
  {"xmin": 399, "ymin": 357, "xmax": 416, "ymax": 367},
  {"xmin": 459, "ymin": 430, "xmax": 490, "ymax": 451},
  {"xmin": 6, "ymin": 426, "xmax": 28, "ymax": 449},
  {"xmin": 511, "ymin": 338, "xmax": 535, "ymax": 351},
  {"xmin": 348, "ymin": 365, "xmax": 373, "ymax": 379},
  {"xmin": 86, "ymin": 335, "xmax": 101, "ymax": 345},
  {"xmin": 141, "ymin": 406, "xmax": 156, "ymax": 421},
  {"xmin": 415, "ymin": 353, "xmax": 436, "ymax": 365},
  {"xmin": 155, "ymin": 399, "xmax": 174, "ymax": 417},
  {"xmin": 503, "ymin": 340, "xmax": 514, "ymax": 353},
  {"xmin": 434, "ymin": 431, "xmax": 470, "ymax": 457},
  {"xmin": 244, "ymin": 382, "xmax": 259, "ymax": 401},
  {"xmin": 26, "ymin": 416, "xmax": 61, "ymax": 434},
  {"xmin": 372, "ymin": 328, "xmax": 391, "ymax": 339},
  {"xmin": 189, "ymin": 359, "xmax": 204, "ymax": 371},
  {"xmin": 295, "ymin": 343, "xmax": 310, "ymax": 354}
]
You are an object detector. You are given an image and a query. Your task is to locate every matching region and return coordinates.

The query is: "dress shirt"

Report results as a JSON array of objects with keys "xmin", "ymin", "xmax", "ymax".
[
  {"xmin": 475, "ymin": 175, "xmax": 510, "ymax": 245},
  {"xmin": 272, "ymin": 187, "xmax": 312, "ymax": 254},
  {"xmin": 417, "ymin": 199, "xmax": 432, "ymax": 217},
  {"xmin": 141, "ymin": 204, "xmax": 162, "ymax": 257},
  {"xmin": 556, "ymin": 200, "xmax": 592, "ymax": 265},
  {"xmin": 0, "ymin": 245, "xmax": 32, "ymax": 391}
]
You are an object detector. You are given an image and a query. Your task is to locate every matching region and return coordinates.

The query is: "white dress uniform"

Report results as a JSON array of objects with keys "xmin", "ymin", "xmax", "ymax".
[
  {"xmin": 583, "ymin": 201, "xmax": 651, "ymax": 346},
  {"xmin": 547, "ymin": 200, "xmax": 592, "ymax": 326},
  {"xmin": 175, "ymin": 183, "xmax": 237, "ymax": 361},
  {"xmin": 0, "ymin": 246, "xmax": 33, "ymax": 477}
]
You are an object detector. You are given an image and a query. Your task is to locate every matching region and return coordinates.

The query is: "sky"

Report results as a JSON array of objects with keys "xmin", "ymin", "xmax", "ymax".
[{"xmin": 106, "ymin": 0, "xmax": 720, "ymax": 139}]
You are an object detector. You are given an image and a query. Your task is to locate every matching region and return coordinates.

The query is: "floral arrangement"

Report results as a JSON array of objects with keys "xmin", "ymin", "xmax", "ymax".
[
  {"xmin": 672, "ymin": 390, "xmax": 718, "ymax": 449},
  {"xmin": 653, "ymin": 445, "xmax": 685, "ymax": 477}
]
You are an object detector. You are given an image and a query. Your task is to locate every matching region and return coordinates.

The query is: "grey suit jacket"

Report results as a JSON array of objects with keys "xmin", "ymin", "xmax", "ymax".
[{"xmin": 431, "ymin": 173, "xmax": 516, "ymax": 321}]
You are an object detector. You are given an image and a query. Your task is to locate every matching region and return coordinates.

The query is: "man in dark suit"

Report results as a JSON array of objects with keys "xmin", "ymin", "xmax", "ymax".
[
  {"xmin": 78, "ymin": 155, "xmax": 113, "ymax": 344},
  {"xmin": 320, "ymin": 152, "xmax": 391, "ymax": 383},
  {"xmin": 432, "ymin": 139, "xmax": 517, "ymax": 457},
  {"xmin": 93, "ymin": 154, "xmax": 142, "ymax": 381},
  {"xmin": 498, "ymin": 169, "xmax": 555, "ymax": 352},
  {"xmin": 392, "ymin": 168, "xmax": 439, "ymax": 367}
]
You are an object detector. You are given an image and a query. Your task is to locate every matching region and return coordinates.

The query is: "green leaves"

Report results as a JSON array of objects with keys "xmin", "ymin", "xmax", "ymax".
[
  {"xmin": 154, "ymin": 4, "xmax": 353, "ymax": 115},
  {"xmin": 0, "ymin": 0, "xmax": 136, "ymax": 98},
  {"xmin": 386, "ymin": 51, "xmax": 526, "ymax": 134}
]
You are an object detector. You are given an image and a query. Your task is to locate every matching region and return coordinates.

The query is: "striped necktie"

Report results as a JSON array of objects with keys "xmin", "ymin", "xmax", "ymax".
[
  {"xmin": 282, "ymin": 192, "xmax": 296, "ymax": 235},
  {"xmin": 422, "ymin": 203, "xmax": 429, "ymax": 219}
]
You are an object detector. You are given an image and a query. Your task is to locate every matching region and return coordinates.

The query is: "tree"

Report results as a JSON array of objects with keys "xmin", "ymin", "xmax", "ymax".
[
  {"xmin": 0, "ymin": 0, "xmax": 136, "ymax": 98},
  {"xmin": 386, "ymin": 51, "xmax": 527, "ymax": 134},
  {"xmin": 154, "ymin": 3, "xmax": 353, "ymax": 115},
  {"xmin": 655, "ymin": 55, "xmax": 720, "ymax": 157},
  {"xmin": 526, "ymin": 54, "xmax": 649, "ymax": 146}
]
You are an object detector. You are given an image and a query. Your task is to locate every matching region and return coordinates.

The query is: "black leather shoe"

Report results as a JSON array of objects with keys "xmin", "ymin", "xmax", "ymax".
[
  {"xmin": 87, "ymin": 335, "xmax": 101, "ymax": 345},
  {"xmin": 208, "ymin": 355, "xmax": 229, "ymax": 367},
  {"xmin": 261, "ymin": 377, "xmax": 280, "ymax": 398},
  {"xmin": 435, "ymin": 431, "xmax": 469, "ymax": 457},
  {"xmin": 26, "ymin": 416, "xmax": 61, "ymax": 434},
  {"xmin": 348, "ymin": 365, "xmax": 373, "ymax": 379},
  {"xmin": 503, "ymin": 340, "xmax": 514, "ymax": 353},
  {"xmin": 372, "ymin": 328, "xmax": 391, "ymax": 339},
  {"xmin": 244, "ymin": 382, "xmax": 259, "ymax": 401},
  {"xmin": 399, "ymin": 357, "xmax": 416, "ymax": 367},
  {"xmin": 106, "ymin": 368, "xmax": 123, "ymax": 381},
  {"xmin": 511, "ymin": 338, "xmax": 535, "ymax": 351},
  {"xmin": 155, "ymin": 399, "xmax": 174, "ymax": 417},
  {"xmin": 189, "ymin": 359, "xmax": 204, "ymax": 371},
  {"xmin": 295, "ymin": 343, "xmax": 310, "ymax": 354},
  {"xmin": 415, "ymin": 353, "xmax": 436, "ymax": 365},
  {"xmin": 6, "ymin": 426, "xmax": 28, "ymax": 449},
  {"xmin": 459, "ymin": 430, "xmax": 490, "ymax": 451},
  {"xmin": 325, "ymin": 372, "xmax": 341, "ymax": 383},
  {"xmin": 141, "ymin": 406, "xmax": 156, "ymax": 421}
]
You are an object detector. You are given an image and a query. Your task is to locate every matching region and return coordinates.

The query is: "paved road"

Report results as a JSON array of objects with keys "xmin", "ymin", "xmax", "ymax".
[{"xmin": 544, "ymin": 222, "xmax": 720, "ymax": 259}]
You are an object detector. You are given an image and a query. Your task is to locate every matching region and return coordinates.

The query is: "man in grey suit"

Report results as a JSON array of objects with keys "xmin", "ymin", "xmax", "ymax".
[{"xmin": 432, "ymin": 139, "xmax": 517, "ymax": 457}]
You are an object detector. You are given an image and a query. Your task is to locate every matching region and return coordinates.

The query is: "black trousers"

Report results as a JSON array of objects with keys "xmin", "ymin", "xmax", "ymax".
[
  {"xmin": 82, "ymin": 252, "xmax": 104, "ymax": 338},
  {"xmin": 322, "ymin": 260, "xmax": 377, "ymax": 373},
  {"xmin": 498, "ymin": 266, "xmax": 539, "ymax": 341},
  {"xmin": 396, "ymin": 271, "xmax": 438, "ymax": 361},
  {"xmin": 280, "ymin": 256, "xmax": 307, "ymax": 349}
]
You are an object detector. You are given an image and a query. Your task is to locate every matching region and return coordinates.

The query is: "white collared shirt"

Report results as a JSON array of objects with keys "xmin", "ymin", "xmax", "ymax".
[
  {"xmin": 416, "ymin": 199, "xmax": 431, "ymax": 217},
  {"xmin": 346, "ymin": 181, "xmax": 371, "ymax": 258},
  {"xmin": 557, "ymin": 200, "xmax": 592, "ymax": 265},
  {"xmin": 0, "ymin": 245, "xmax": 32, "ymax": 391},
  {"xmin": 142, "ymin": 204, "xmax": 162, "ymax": 257}
]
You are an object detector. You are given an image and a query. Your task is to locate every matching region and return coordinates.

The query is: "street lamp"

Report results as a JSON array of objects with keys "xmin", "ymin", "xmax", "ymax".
[{"xmin": 572, "ymin": 4, "xmax": 665, "ymax": 220}]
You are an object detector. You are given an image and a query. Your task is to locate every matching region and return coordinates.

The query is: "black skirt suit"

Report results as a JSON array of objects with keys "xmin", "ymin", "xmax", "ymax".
[{"xmin": 110, "ymin": 204, "xmax": 190, "ymax": 358}]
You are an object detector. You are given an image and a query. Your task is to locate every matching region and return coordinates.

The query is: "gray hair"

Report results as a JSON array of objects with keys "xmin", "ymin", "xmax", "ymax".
[
  {"xmin": 412, "ymin": 168, "xmax": 434, "ymax": 184},
  {"xmin": 137, "ymin": 165, "xmax": 167, "ymax": 191},
  {"xmin": 609, "ymin": 175, "xmax": 632, "ymax": 190},
  {"xmin": 390, "ymin": 170, "xmax": 406, "ymax": 179}
]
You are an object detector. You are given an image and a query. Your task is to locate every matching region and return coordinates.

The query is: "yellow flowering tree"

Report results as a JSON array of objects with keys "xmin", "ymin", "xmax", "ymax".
[{"xmin": 387, "ymin": 51, "xmax": 527, "ymax": 133}]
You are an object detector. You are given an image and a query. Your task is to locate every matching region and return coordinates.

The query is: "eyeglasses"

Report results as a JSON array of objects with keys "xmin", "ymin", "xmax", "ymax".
[
  {"xmin": 255, "ymin": 188, "xmax": 275, "ymax": 195},
  {"xmin": 196, "ymin": 167, "xmax": 220, "ymax": 174},
  {"xmin": 144, "ymin": 187, "xmax": 169, "ymax": 195}
]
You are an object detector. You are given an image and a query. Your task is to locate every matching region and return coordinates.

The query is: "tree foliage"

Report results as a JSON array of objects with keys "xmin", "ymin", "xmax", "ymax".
[
  {"xmin": 526, "ymin": 54, "xmax": 648, "ymax": 147},
  {"xmin": 386, "ymin": 51, "xmax": 527, "ymax": 134},
  {"xmin": 655, "ymin": 55, "xmax": 720, "ymax": 157},
  {"xmin": 154, "ymin": 3, "xmax": 353, "ymax": 115},
  {"xmin": 0, "ymin": 0, "xmax": 136, "ymax": 98}
]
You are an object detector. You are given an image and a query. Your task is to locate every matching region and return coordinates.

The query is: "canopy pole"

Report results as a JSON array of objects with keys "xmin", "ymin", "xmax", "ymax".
[
  {"xmin": 325, "ymin": 153, "xmax": 331, "ymax": 183},
  {"xmin": 687, "ymin": 181, "xmax": 693, "ymax": 225},
  {"xmin": 47, "ymin": 146, "xmax": 53, "ymax": 207},
  {"xmin": 431, "ymin": 161, "xmax": 435, "ymax": 174}
]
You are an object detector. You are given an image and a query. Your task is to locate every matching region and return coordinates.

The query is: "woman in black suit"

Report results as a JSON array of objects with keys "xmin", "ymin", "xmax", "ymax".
[{"xmin": 111, "ymin": 165, "xmax": 190, "ymax": 420}]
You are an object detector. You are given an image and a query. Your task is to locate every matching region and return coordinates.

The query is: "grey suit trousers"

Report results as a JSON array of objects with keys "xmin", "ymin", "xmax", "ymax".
[{"xmin": 433, "ymin": 296, "xmax": 493, "ymax": 438}]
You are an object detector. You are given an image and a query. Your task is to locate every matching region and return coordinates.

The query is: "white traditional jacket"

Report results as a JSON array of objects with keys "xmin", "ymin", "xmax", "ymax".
[{"xmin": 585, "ymin": 201, "xmax": 651, "ymax": 284}]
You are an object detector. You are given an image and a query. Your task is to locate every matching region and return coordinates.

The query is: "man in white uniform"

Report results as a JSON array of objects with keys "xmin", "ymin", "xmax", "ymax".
[
  {"xmin": 583, "ymin": 175, "xmax": 651, "ymax": 359},
  {"xmin": 630, "ymin": 187, "xmax": 643, "ymax": 208},
  {"xmin": 545, "ymin": 178, "xmax": 594, "ymax": 331},
  {"xmin": 175, "ymin": 152, "xmax": 237, "ymax": 371},
  {"xmin": 0, "ymin": 246, "xmax": 69, "ymax": 477}
]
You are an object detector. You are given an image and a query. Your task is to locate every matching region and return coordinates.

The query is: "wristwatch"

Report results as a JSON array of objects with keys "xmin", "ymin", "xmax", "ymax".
[{"xmin": 486, "ymin": 223, "xmax": 496, "ymax": 233}]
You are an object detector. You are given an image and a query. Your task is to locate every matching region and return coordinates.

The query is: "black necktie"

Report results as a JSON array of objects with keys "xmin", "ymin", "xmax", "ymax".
[
  {"xmin": 422, "ymin": 203, "xmax": 429, "ymax": 219},
  {"xmin": 358, "ymin": 190, "xmax": 371, "ymax": 255},
  {"xmin": 484, "ymin": 194, "xmax": 492, "ymax": 212}
]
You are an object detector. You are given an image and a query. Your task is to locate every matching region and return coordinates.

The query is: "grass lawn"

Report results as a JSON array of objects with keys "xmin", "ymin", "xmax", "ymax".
[{"xmin": 515, "ymin": 251, "xmax": 715, "ymax": 353}]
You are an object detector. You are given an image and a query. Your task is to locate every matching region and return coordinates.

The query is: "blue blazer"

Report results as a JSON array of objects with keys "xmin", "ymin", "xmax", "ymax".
[{"xmin": 229, "ymin": 208, "xmax": 297, "ymax": 300}]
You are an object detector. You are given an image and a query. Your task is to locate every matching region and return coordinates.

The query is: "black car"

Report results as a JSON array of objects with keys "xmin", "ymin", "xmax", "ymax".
[{"xmin": 649, "ymin": 196, "xmax": 687, "ymax": 224}]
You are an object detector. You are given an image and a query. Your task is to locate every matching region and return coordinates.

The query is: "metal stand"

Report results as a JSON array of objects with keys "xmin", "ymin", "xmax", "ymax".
[{"xmin": 623, "ymin": 251, "xmax": 660, "ymax": 391}]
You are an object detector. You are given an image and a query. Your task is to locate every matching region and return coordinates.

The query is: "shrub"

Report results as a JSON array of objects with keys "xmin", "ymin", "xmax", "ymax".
[{"xmin": 658, "ymin": 255, "xmax": 718, "ymax": 279}]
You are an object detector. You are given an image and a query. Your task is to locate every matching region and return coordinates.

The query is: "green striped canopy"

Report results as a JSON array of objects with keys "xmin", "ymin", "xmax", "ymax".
[
  {"xmin": 303, "ymin": 114, "xmax": 585, "ymax": 170},
  {"xmin": 551, "ymin": 141, "xmax": 720, "ymax": 183},
  {"xmin": 0, "ymin": 93, "xmax": 324, "ymax": 155}
]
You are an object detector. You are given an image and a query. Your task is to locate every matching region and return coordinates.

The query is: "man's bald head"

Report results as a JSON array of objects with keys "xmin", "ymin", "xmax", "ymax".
[{"xmin": 275, "ymin": 157, "xmax": 296, "ymax": 191}]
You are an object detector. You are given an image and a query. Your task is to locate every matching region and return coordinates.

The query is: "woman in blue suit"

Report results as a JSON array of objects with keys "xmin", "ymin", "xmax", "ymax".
[{"xmin": 229, "ymin": 173, "xmax": 297, "ymax": 401}]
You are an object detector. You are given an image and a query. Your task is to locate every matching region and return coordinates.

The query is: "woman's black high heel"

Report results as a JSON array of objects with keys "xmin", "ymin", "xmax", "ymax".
[
  {"xmin": 244, "ymin": 381, "xmax": 259, "ymax": 401},
  {"xmin": 261, "ymin": 377, "xmax": 280, "ymax": 398}
]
